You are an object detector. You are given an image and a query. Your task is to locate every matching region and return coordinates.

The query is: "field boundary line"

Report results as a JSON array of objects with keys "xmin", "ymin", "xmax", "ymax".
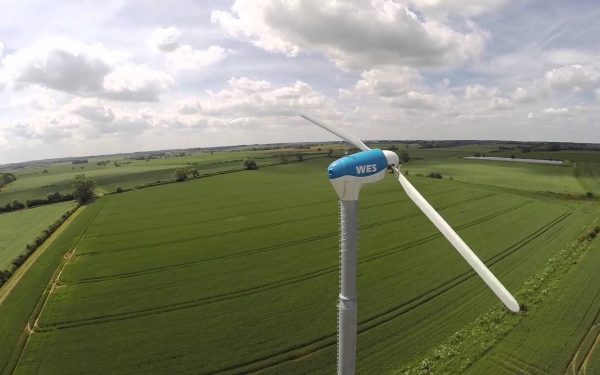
[{"xmin": 5, "ymin": 202, "xmax": 101, "ymax": 375}]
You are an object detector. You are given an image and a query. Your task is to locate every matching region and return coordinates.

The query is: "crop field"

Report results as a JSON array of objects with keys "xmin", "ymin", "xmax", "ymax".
[
  {"xmin": 403, "ymin": 157, "xmax": 586, "ymax": 194},
  {"xmin": 0, "ymin": 149, "xmax": 324, "ymax": 205},
  {"xmin": 0, "ymin": 202, "xmax": 75, "ymax": 270},
  {"xmin": 576, "ymin": 162, "xmax": 600, "ymax": 195},
  {"xmin": 466, "ymin": 238, "xmax": 600, "ymax": 375},
  {"xmin": 1, "ymin": 153, "xmax": 598, "ymax": 375}
]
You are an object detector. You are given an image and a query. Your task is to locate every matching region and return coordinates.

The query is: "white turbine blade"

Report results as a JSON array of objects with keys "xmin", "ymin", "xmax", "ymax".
[
  {"xmin": 394, "ymin": 168, "xmax": 520, "ymax": 312},
  {"xmin": 299, "ymin": 114, "xmax": 370, "ymax": 151}
]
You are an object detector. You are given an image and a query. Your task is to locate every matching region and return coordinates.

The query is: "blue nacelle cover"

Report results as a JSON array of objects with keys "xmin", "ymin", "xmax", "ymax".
[{"xmin": 328, "ymin": 149, "xmax": 388, "ymax": 180}]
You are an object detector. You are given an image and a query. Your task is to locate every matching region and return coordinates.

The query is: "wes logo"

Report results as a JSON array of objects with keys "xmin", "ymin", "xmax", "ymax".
[{"xmin": 356, "ymin": 164, "xmax": 378, "ymax": 174}]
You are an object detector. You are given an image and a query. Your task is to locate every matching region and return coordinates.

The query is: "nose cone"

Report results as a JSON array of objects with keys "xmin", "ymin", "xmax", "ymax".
[
  {"xmin": 328, "ymin": 157, "xmax": 350, "ymax": 179},
  {"xmin": 382, "ymin": 150, "xmax": 400, "ymax": 167}
]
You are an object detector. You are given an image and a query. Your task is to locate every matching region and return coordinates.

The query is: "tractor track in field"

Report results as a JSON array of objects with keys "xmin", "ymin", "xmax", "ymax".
[
  {"xmin": 85, "ymin": 187, "xmax": 463, "ymax": 238},
  {"xmin": 89, "ymin": 182, "xmax": 448, "ymax": 224},
  {"xmin": 88, "ymin": 183, "xmax": 413, "ymax": 226},
  {"xmin": 491, "ymin": 349, "xmax": 547, "ymax": 374},
  {"xmin": 76, "ymin": 193, "xmax": 496, "ymax": 257},
  {"xmin": 35, "ymin": 203, "xmax": 565, "ymax": 342},
  {"xmin": 66, "ymin": 193, "xmax": 498, "ymax": 282},
  {"xmin": 581, "ymin": 324, "xmax": 600, "ymax": 375},
  {"xmin": 200, "ymin": 209, "xmax": 573, "ymax": 375},
  {"xmin": 567, "ymin": 288, "xmax": 600, "ymax": 375},
  {"xmin": 87, "ymin": 197, "xmax": 338, "ymax": 236},
  {"xmin": 3, "ymin": 203, "xmax": 102, "ymax": 375},
  {"xmin": 38, "ymin": 199, "xmax": 527, "ymax": 330}
]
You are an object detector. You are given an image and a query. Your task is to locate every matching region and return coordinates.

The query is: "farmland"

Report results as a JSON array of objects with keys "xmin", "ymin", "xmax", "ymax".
[
  {"xmin": 402, "ymin": 156, "xmax": 586, "ymax": 194},
  {"xmin": 0, "ymin": 148, "xmax": 322, "ymax": 206},
  {"xmin": 0, "ymin": 145, "xmax": 598, "ymax": 374},
  {"xmin": 0, "ymin": 202, "xmax": 75, "ymax": 270}
]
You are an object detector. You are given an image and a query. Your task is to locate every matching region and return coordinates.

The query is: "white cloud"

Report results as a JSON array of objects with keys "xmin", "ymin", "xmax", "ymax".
[
  {"xmin": 190, "ymin": 77, "xmax": 336, "ymax": 119},
  {"xmin": 489, "ymin": 97, "xmax": 514, "ymax": 110},
  {"xmin": 149, "ymin": 27, "xmax": 181, "ymax": 52},
  {"xmin": 103, "ymin": 63, "xmax": 173, "ymax": 101},
  {"xmin": 0, "ymin": 38, "xmax": 173, "ymax": 102},
  {"xmin": 212, "ymin": 0, "xmax": 487, "ymax": 69},
  {"xmin": 465, "ymin": 84, "xmax": 498, "ymax": 100},
  {"xmin": 511, "ymin": 87, "xmax": 535, "ymax": 103},
  {"xmin": 70, "ymin": 98, "xmax": 116, "ymax": 123},
  {"xmin": 176, "ymin": 98, "xmax": 202, "ymax": 114},
  {"xmin": 148, "ymin": 28, "xmax": 229, "ymax": 72},
  {"xmin": 346, "ymin": 67, "xmax": 422, "ymax": 98},
  {"xmin": 545, "ymin": 63, "xmax": 600, "ymax": 91},
  {"xmin": 387, "ymin": 91, "xmax": 447, "ymax": 110},
  {"xmin": 166, "ymin": 45, "xmax": 229, "ymax": 71},
  {"xmin": 543, "ymin": 107, "xmax": 569, "ymax": 115},
  {"xmin": 412, "ymin": 0, "xmax": 510, "ymax": 17}
]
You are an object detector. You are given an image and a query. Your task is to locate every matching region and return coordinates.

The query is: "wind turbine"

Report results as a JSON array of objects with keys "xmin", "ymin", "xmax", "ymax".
[{"xmin": 299, "ymin": 114, "xmax": 520, "ymax": 375}]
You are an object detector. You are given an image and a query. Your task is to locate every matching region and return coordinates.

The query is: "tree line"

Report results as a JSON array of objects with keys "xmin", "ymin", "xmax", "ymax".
[
  {"xmin": 0, "ymin": 174, "xmax": 96, "ymax": 214},
  {"xmin": 0, "ymin": 173, "xmax": 17, "ymax": 189},
  {"xmin": 0, "ymin": 206, "xmax": 78, "ymax": 288}
]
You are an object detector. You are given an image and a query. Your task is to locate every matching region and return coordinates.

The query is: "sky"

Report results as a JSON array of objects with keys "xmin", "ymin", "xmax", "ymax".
[{"xmin": 1, "ymin": 0, "xmax": 600, "ymax": 164}]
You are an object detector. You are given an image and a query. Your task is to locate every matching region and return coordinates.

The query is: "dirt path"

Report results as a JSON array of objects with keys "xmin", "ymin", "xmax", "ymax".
[{"xmin": 0, "ymin": 206, "xmax": 84, "ymax": 306}]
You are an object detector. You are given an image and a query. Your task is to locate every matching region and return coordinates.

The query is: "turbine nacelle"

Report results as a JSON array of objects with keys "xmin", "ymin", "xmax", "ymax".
[{"xmin": 328, "ymin": 149, "xmax": 400, "ymax": 201}]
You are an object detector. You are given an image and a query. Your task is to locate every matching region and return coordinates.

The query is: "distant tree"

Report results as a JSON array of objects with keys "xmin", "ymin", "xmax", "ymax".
[
  {"xmin": 549, "ymin": 144, "xmax": 561, "ymax": 152},
  {"xmin": 72, "ymin": 174, "xmax": 96, "ymax": 204},
  {"xmin": 189, "ymin": 168, "xmax": 200, "ymax": 178},
  {"xmin": 400, "ymin": 151, "xmax": 410, "ymax": 163},
  {"xmin": 428, "ymin": 172, "xmax": 442, "ymax": 179},
  {"xmin": 511, "ymin": 154, "xmax": 515, "ymax": 159},
  {"xmin": 587, "ymin": 192, "xmax": 595, "ymax": 199},
  {"xmin": 279, "ymin": 153, "xmax": 288, "ymax": 163},
  {"xmin": 1, "ymin": 173, "xmax": 16, "ymax": 186},
  {"xmin": 243, "ymin": 159, "xmax": 258, "ymax": 170},
  {"xmin": 11, "ymin": 200, "xmax": 25, "ymax": 210},
  {"xmin": 47, "ymin": 192, "xmax": 63, "ymax": 203},
  {"xmin": 388, "ymin": 144, "xmax": 398, "ymax": 151},
  {"xmin": 296, "ymin": 153, "xmax": 304, "ymax": 162},
  {"xmin": 174, "ymin": 168, "xmax": 188, "ymax": 182},
  {"xmin": 327, "ymin": 148, "xmax": 334, "ymax": 157}
]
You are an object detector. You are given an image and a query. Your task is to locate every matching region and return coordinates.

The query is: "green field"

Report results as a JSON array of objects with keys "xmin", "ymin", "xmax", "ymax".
[
  {"xmin": 0, "ymin": 146, "xmax": 599, "ymax": 374},
  {"xmin": 0, "ymin": 149, "xmax": 321, "ymax": 206},
  {"xmin": 0, "ymin": 202, "xmax": 75, "ymax": 270},
  {"xmin": 466, "ymin": 238, "xmax": 600, "ymax": 375},
  {"xmin": 576, "ymin": 162, "xmax": 600, "ymax": 195},
  {"xmin": 0, "ymin": 153, "xmax": 595, "ymax": 374},
  {"xmin": 403, "ymin": 158, "xmax": 586, "ymax": 194}
]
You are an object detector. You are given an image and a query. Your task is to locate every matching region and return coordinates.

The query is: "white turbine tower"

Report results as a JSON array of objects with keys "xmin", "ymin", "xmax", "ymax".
[{"xmin": 299, "ymin": 114, "xmax": 520, "ymax": 375}]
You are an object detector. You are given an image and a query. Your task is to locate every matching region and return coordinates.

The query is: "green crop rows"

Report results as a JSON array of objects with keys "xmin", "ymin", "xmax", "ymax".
[{"xmin": 0, "ymin": 153, "xmax": 596, "ymax": 374}]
